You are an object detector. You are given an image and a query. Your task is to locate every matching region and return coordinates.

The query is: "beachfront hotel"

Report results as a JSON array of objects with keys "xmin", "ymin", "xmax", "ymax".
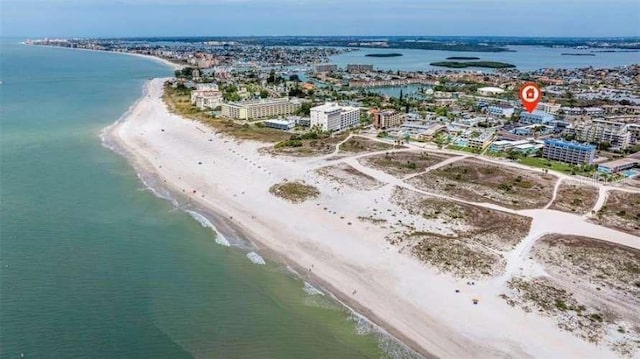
[
  {"xmin": 310, "ymin": 103, "xmax": 360, "ymax": 132},
  {"xmin": 542, "ymin": 139, "xmax": 596, "ymax": 165},
  {"xmin": 220, "ymin": 98, "xmax": 302, "ymax": 120}
]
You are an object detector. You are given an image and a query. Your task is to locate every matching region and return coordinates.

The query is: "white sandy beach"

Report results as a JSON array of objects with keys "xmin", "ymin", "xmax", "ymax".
[{"xmin": 105, "ymin": 78, "xmax": 639, "ymax": 358}]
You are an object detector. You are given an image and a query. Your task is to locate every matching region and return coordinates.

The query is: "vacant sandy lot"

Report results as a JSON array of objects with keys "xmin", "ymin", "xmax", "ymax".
[
  {"xmin": 551, "ymin": 181, "xmax": 599, "ymax": 214},
  {"xmin": 359, "ymin": 151, "xmax": 457, "ymax": 178},
  {"xmin": 408, "ymin": 159, "xmax": 557, "ymax": 209},
  {"xmin": 592, "ymin": 191, "xmax": 640, "ymax": 236},
  {"xmin": 505, "ymin": 234, "xmax": 640, "ymax": 357},
  {"xmin": 382, "ymin": 187, "xmax": 531, "ymax": 278},
  {"xmin": 338, "ymin": 137, "xmax": 397, "ymax": 154},
  {"xmin": 316, "ymin": 163, "xmax": 384, "ymax": 191}
]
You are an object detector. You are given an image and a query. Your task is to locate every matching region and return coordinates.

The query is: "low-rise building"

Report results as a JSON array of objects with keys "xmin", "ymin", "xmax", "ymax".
[
  {"xmin": 310, "ymin": 103, "xmax": 360, "ymax": 132},
  {"xmin": 372, "ymin": 109, "xmax": 405, "ymax": 129},
  {"xmin": 477, "ymin": 87, "xmax": 505, "ymax": 96},
  {"xmin": 263, "ymin": 119, "xmax": 296, "ymax": 131},
  {"xmin": 542, "ymin": 139, "xmax": 596, "ymax": 165},
  {"xmin": 520, "ymin": 110, "xmax": 555, "ymax": 125},
  {"xmin": 346, "ymin": 64, "xmax": 374, "ymax": 73},
  {"xmin": 597, "ymin": 158, "xmax": 640, "ymax": 174},
  {"xmin": 220, "ymin": 98, "xmax": 302, "ymax": 120},
  {"xmin": 486, "ymin": 104, "xmax": 515, "ymax": 118},
  {"xmin": 538, "ymin": 102, "xmax": 562, "ymax": 114}
]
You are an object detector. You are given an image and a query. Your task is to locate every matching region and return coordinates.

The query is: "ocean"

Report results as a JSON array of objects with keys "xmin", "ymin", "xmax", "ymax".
[{"xmin": 0, "ymin": 40, "xmax": 404, "ymax": 358}]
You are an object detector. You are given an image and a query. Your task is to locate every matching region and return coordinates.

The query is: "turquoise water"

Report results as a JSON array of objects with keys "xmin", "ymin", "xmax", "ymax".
[
  {"xmin": 0, "ymin": 40, "xmax": 399, "ymax": 358},
  {"xmin": 330, "ymin": 45, "xmax": 640, "ymax": 72}
]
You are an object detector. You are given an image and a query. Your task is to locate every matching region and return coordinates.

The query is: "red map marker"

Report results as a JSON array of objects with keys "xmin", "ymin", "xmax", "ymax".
[{"xmin": 519, "ymin": 82, "xmax": 541, "ymax": 113}]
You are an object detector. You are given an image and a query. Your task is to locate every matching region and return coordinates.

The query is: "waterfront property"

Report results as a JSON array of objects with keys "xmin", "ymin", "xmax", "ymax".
[
  {"xmin": 310, "ymin": 103, "xmax": 360, "ymax": 132},
  {"xmin": 220, "ymin": 98, "xmax": 303, "ymax": 120},
  {"xmin": 542, "ymin": 139, "xmax": 596, "ymax": 165}
]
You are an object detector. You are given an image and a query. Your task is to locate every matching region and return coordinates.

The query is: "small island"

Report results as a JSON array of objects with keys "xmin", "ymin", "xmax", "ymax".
[
  {"xmin": 365, "ymin": 53, "xmax": 403, "ymax": 57},
  {"xmin": 446, "ymin": 56, "xmax": 480, "ymax": 60},
  {"xmin": 430, "ymin": 61, "xmax": 516, "ymax": 69}
]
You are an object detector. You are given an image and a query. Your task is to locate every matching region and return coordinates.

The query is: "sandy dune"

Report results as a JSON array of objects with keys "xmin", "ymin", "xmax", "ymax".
[{"xmin": 105, "ymin": 78, "xmax": 638, "ymax": 358}]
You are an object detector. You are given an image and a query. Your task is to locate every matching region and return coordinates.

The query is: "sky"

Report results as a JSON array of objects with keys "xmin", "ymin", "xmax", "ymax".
[{"xmin": 1, "ymin": 0, "xmax": 639, "ymax": 38}]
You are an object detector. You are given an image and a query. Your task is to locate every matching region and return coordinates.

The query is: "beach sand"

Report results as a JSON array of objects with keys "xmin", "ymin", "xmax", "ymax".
[{"xmin": 104, "ymin": 78, "xmax": 634, "ymax": 358}]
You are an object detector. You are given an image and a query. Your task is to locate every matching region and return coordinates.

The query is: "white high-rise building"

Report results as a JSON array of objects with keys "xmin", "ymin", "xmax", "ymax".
[{"xmin": 310, "ymin": 103, "xmax": 360, "ymax": 132}]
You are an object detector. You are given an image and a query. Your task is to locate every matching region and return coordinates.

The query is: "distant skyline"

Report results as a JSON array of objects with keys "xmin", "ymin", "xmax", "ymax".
[{"xmin": 2, "ymin": 0, "xmax": 639, "ymax": 38}]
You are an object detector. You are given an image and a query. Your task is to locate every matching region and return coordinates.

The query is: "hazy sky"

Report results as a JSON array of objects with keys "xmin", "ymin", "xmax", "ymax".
[{"xmin": 2, "ymin": 0, "xmax": 639, "ymax": 38}]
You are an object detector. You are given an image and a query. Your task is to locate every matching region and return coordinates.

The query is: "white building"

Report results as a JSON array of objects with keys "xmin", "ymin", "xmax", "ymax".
[
  {"xmin": 537, "ymin": 102, "xmax": 561, "ymax": 114},
  {"xmin": 310, "ymin": 103, "xmax": 360, "ymax": 132},
  {"xmin": 477, "ymin": 87, "xmax": 505, "ymax": 96},
  {"xmin": 190, "ymin": 89, "xmax": 223, "ymax": 110},
  {"xmin": 220, "ymin": 98, "xmax": 302, "ymax": 120}
]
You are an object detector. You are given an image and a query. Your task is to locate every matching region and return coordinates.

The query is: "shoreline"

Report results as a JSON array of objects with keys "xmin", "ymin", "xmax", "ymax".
[
  {"xmin": 103, "ymin": 78, "xmax": 627, "ymax": 358},
  {"xmin": 22, "ymin": 42, "xmax": 186, "ymax": 71},
  {"xmin": 101, "ymin": 80, "xmax": 426, "ymax": 358}
]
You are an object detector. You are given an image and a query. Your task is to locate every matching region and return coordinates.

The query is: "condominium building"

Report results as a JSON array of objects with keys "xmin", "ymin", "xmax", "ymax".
[
  {"xmin": 520, "ymin": 110, "xmax": 555, "ymax": 125},
  {"xmin": 313, "ymin": 64, "xmax": 338, "ymax": 73},
  {"xmin": 467, "ymin": 130, "xmax": 495, "ymax": 150},
  {"xmin": 537, "ymin": 102, "xmax": 561, "ymax": 114},
  {"xmin": 346, "ymin": 64, "xmax": 374, "ymax": 73},
  {"xmin": 372, "ymin": 109, "xmax": 405, "ymax": 129},
  {"xmin": 575, "ymin": 119, "xmax": 632, "ymax": 149},
  {"xmin": 486, "ymin": 104, "xmax": 515, "ymax": 118},
  {"xmin": 220, "ymin": 98, "xmax": 302, "ymax": 120},
  {"xmin": 191, "ymin": 89, "xmax": 223, "ymax": 110},
  {"xmin": 542, "ymin": 139, "xmax": 596, "ymax": 165},
  {"xmin": 310, "ymin": 103, "xmax": 360, "ymax": 132}
]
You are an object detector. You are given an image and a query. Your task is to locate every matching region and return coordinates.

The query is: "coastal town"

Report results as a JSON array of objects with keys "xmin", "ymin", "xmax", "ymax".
[
  {"xmin": 32, "ymin": 36, "xmax": 638, "ymax": 183},
  {"xmin": 28, "ymin": 37, "xmax": 640, "ymax": 358}
]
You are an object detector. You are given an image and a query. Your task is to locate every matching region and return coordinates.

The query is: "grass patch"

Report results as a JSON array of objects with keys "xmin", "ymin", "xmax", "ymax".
[{"xmin": 269, "ymin": 181, "xmax": 320, "ymax": 203}]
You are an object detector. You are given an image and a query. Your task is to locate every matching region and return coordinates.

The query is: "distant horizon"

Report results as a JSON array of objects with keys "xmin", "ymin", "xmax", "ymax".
[
  {"xmin": 2, "ymin": 0, "xmax": 639, "ymax": 38},
  {"xmin": 12, "ymin": 35, "xmax": 640, "ymax": 40}
]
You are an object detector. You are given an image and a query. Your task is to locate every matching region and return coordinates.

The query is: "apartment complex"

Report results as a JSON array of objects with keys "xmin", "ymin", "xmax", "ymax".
[
  {"xmin": 346, "ymin": 64, "xmax": 374, "ymax": 73},
  {"xmin": 310, "ymin": 103, "xmax": 360, "ymax": 132},
  {"xmin": 313, "ymin": 64, "xmax": 338, "ymax": 73},
  {"xmin": 520, "ymin": 110, "xmax": 555, "ymax": 125},
  {"xmin": 220, "ymin": 98, "xmax": 302, "ymax": 120},
  {"xmin": 537, "ymin": 102, "xmax": 562, "ymax": 114},
  {"xmin": 372, "ymin": 109, "xmax": 405, "ymax": 129},
  {"xmin": 575, "ymin": 119, "xmax": 632, "ymax": 150},
  {"xmin": 542, "ymin": 139, "xmax": 596, "ymax": 165},
  {"xmin": 486, "ymin": 104, "xmax": 515, "ymax": 118}
]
